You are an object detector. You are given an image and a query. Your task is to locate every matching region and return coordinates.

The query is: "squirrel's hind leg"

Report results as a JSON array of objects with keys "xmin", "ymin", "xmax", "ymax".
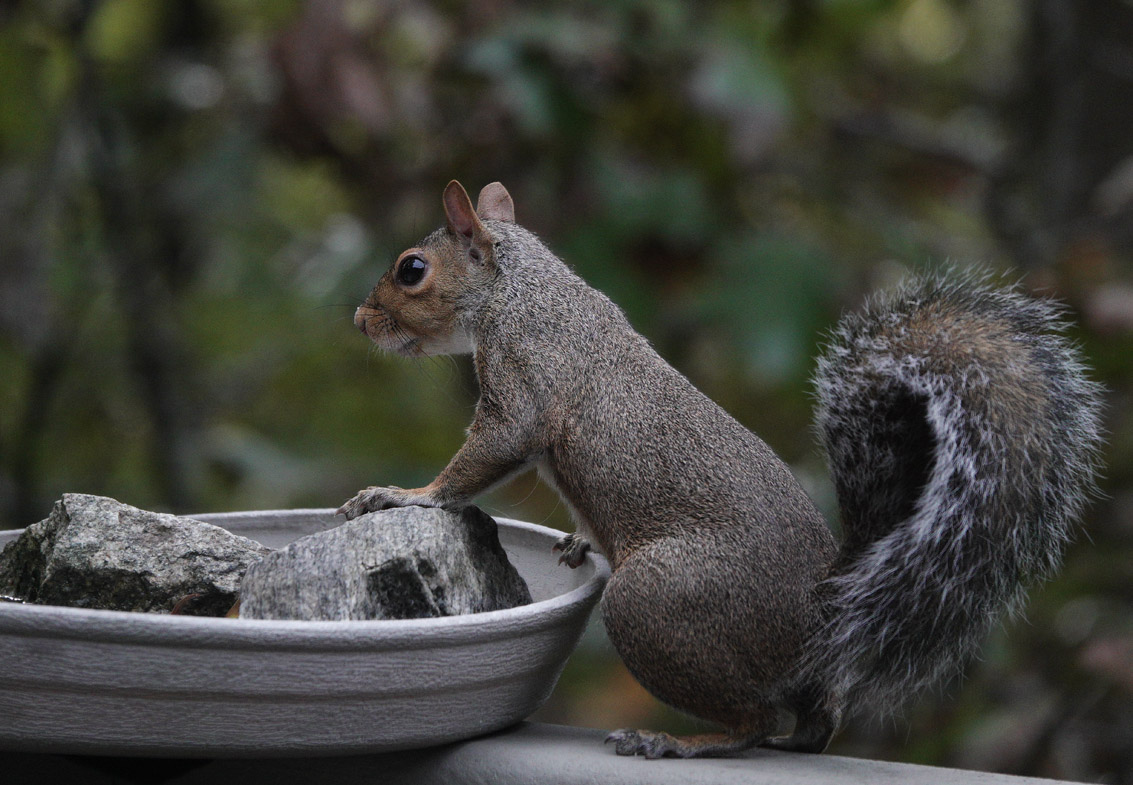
[
  {"xmin": 606, "ymin": 722, "xmax": 772, "ymax": 759},
  {"xmin": 760, "ymin": 687, "xmax": 842, "ymax": 753},
  {"xmin": 601, "ymin": 534, "xmax": 816, "ymax": 758}
]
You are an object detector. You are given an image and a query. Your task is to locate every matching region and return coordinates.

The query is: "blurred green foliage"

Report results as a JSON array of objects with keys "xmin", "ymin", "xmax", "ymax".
[{"xmin": 0, "ymin": 0, "xmax": 1130, "ymax": 779}]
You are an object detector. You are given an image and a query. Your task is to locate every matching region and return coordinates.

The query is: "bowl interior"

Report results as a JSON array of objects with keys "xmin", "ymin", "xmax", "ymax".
[{"xmin": 0, "ymin": 508, "xmax": 599, "ymax": 607}]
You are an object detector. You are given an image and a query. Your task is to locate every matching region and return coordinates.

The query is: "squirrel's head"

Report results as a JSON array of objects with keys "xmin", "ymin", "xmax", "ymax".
[{"xmin": 354, "ymin": 180, "xmax": 514, "ymax": 356}]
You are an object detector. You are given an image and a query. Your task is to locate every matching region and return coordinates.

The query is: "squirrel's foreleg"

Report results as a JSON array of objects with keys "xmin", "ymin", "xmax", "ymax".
[{"xmin": 338, "ymin": 410, "xmax": 531, "ymax": 518}]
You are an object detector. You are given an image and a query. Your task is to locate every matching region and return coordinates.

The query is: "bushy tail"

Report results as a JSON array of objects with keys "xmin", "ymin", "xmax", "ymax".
[{"xmin": 809, "ymin": 273, "xmax": 1104, "ymax": 710}]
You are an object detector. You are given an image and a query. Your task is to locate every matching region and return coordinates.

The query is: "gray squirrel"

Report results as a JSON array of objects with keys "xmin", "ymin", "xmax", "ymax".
[{"xmin": 338, "ymin": 180, "xmax": 1104, "ymax": 758}]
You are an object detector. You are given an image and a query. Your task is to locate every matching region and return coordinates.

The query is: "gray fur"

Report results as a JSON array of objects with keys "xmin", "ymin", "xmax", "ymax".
[
  {"xmin": 471, "ymin": 220, "xmax": 840, "ymax": 751},
  {"xmin": 809, "ymin": 273, "xmax": 1104, "ymax": 710},
  {"xmin": 345, "ymin": 184, "xmax": 1105, "ymax": 756}
]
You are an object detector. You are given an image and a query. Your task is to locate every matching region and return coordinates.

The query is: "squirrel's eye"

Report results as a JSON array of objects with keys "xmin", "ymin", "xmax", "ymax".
[{"xmin": 396, "ymin": 256, "xmax": 428, "ymax": 287}]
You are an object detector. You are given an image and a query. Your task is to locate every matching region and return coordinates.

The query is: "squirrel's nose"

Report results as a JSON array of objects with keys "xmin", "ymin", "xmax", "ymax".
[{"xmin": 354, "ymin": 307, "xmax": 368, "ymax": 334}]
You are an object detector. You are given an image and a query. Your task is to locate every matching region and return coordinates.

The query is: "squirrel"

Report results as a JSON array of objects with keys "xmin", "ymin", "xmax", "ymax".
[{"xmin": 338, "ymin": 180, "xmax": 1104, "ymax": 758}]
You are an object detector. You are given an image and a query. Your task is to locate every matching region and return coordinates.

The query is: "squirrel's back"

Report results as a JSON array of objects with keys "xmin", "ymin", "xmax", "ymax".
[
  {"xmin": 810, "ymin": 274, "xmax": 1104, "ymax": 709},
  {"xmin": 479, "ymin": 220, "xmax": 834, "ymax": 572}
]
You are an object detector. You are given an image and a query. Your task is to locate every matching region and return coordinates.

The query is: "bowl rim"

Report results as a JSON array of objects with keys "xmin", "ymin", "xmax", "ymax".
[{"xmin": 0, "ymin": 511, "xmax": 610, "ymax": 652}]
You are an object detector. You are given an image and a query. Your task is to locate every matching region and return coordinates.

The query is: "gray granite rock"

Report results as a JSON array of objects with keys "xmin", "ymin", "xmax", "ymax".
[
  {"xmin": 0, "ymin": 494, "xmax": 271, "ymax": 616},
  {"xmin": 239, "ymin": 505, "xmax": 532, "ymax": 621}
]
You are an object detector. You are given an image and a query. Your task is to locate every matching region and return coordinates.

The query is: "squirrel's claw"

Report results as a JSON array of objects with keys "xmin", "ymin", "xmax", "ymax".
[
  {"xmin": 552, "ymin": 532, "xmax": 591, "ymax": 568},
  {"xmin": 337, "ymin": 486, "xmax": 380, "ymax": 519},
  {"xmin": 337, "ymin": 485, "xmax": 434, "ymax": 519}
]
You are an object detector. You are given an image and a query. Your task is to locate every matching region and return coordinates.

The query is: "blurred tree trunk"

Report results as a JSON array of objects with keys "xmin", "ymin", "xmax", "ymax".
[
  {"xmin": 0, "ymin": 2, "xmax": 204, "ymax": 525},
  {"xmin": 986, "ymin": 0, "xmax": 1133, "ymax": 270},
  {"xmin": 74, "ymin": 5, "xmax": 202, "ymax": 513}
]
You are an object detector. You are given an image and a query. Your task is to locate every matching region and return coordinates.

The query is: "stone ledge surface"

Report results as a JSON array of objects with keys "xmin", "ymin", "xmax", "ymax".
[{"xmin": 4, "ymin": 722, "xmax": 1084, "ymax": 785}]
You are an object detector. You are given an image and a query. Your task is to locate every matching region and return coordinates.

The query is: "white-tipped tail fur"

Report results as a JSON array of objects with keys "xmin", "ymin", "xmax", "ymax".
[{"xmin": 809, "ymin": 273, "xmax": 1104, "ymax": 710}]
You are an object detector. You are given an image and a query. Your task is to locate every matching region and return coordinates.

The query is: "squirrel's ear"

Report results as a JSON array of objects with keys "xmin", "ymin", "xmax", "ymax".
[
  {"xmin": 443, "ymin": 180, "xmax": 485, "ymax": 247},
  {"xmin": 476, "ymin": 182, "xmax": 515, "ymax": 223}
]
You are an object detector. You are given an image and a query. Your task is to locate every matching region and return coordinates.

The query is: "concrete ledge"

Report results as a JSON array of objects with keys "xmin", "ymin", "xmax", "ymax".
[{"xmin": 6, "ymin": 722, "xmax": 1080, "ymax": 785}]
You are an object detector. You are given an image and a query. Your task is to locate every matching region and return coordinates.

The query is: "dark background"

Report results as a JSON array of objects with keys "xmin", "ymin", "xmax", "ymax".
[{"xmin": 0, "ymin": 1, "xmax": 1130, "ymax": 780}]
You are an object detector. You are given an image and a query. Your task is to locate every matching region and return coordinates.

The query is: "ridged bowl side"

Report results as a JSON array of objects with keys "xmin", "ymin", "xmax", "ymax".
[{"xmin": 0, "ymin": 510, "xmax": 609, "ymax": 757}]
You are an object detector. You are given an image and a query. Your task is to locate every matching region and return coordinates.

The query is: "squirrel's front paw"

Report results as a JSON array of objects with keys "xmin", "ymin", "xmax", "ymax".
[
  {"xmin": 336, "ymin": 486, "xmax": 435, "ymax": 519},
  {"xmin": 552, "ymin": 532, "xmax": 591, "ymax": 568}
]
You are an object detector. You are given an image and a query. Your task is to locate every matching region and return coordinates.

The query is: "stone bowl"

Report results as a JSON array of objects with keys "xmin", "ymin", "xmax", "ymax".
[{"xmin": 0, "ymin": 509, "xmax": 609, "ymax": 757}]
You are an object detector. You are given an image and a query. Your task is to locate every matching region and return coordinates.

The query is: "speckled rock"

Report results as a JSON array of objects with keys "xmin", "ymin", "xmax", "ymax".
[
  {"xmin": 0, "ymin": 494, "xmax": 271, "ymax": 616},
  {"xmin": 238, "ymin": 505, "xmax": 532, "ymax": 621}
]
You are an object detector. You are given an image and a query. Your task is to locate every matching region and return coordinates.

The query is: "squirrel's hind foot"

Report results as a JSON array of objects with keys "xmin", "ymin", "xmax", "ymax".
[
  {"xmin": 759, "ymin": 686, "xmax": 841, "ymax": 753},
  {"xmin": 759, "ymin": 723, "xmax": 835, "ymax": 754},
  {"xmin": 605, "ymin": 728, "xmax": 763, "ymax": 759},
  {"xmin": 552, "ymin": 532, "xmax": 591, "ymax": 568}
]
